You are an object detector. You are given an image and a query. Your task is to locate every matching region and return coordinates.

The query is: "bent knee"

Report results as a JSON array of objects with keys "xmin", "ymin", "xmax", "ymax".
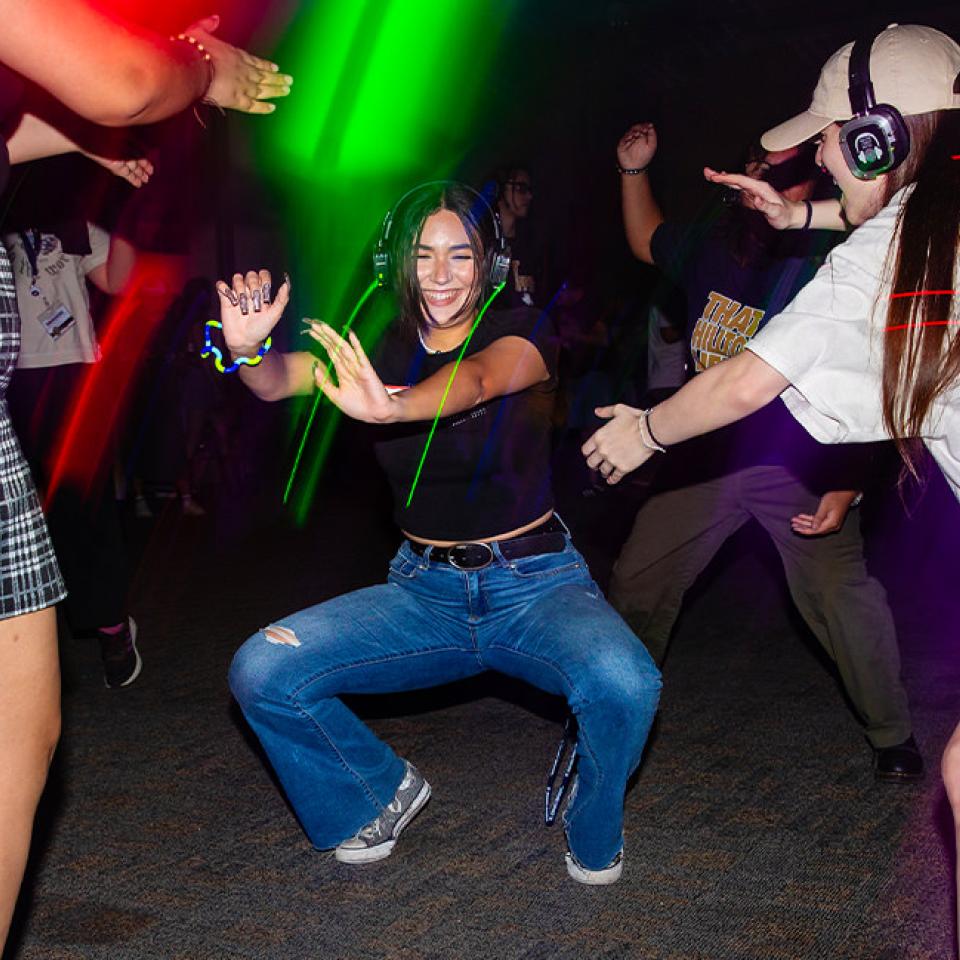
[
  {"xmin": 228, "ymin": 626, "xmax": 296, "ymax": 708},
  {"xmin": 581, "ymin": 645, "xmax": 662, "ymax": 709}
]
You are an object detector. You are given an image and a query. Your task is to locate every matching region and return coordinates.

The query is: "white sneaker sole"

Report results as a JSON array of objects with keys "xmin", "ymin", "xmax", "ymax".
[
  {"xmin": 335, "ymin": 780, "xmax": 431, "ymax": 864},
  {"xmin": 565, "ymin": 850, "xmax": 623, "ymax": 885},
  {"xmin": 104, "ymin": 618, "xmax": 142, "ymax": 689}
]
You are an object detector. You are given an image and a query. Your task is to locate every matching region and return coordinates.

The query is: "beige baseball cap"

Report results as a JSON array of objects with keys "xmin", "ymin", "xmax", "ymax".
[{"xmin": 761, "ymin": 24, "xmax": 960, "ymax": 151}]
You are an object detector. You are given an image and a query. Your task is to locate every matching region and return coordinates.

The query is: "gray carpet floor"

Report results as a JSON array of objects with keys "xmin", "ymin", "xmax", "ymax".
[{"xmin": 6, "ymin": 472, "xmax": 958, "ymax": 960}]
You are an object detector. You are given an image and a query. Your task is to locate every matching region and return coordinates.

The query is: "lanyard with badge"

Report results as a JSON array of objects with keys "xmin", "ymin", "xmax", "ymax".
[{"xmin": 18, "ymin": 229, "xmax": 75, "ymax": 339}]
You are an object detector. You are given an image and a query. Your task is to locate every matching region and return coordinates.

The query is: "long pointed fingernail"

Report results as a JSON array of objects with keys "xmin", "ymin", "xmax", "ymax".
[
  {"xmin": 239, "ymin": 293, "xmax": 249, "ymax": 316},
  {"xmin": 218, "ymin": 285, "xmax": 239, "ymax": 307},
  {"xmin": 262, "ymin": 281, "xmax": 272, "ymax": 304},
  {"xmin": 252, "ymin": 290, "xmax": 262, "ymax": 312}
]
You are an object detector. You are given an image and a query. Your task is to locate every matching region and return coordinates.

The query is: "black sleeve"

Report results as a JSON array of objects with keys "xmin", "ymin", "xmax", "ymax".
[
  {"xmin": 650, "ymin": 221, "xmax": 690, "ymax": 280},
  {"xmin": 479, "ymin": 307, "xmax": 559, "ymax": 381}
]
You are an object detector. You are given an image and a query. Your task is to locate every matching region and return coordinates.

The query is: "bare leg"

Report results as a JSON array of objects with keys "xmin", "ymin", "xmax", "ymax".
[
  {"xmin": 942, "ymin": 720, "xmax": 960, "ymax": 958},
  {"xmin": 0, "ymin": 607, "xmax": 59, "ymax": 950}
]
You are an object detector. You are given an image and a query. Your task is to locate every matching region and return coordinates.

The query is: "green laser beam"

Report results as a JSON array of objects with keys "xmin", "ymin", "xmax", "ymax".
[
  {"xmin": 251, "ymin": 0, "xmax": 514, "ymax": 524},
  {"xmin": 404, "ymin": 282, "xmax": 505, "ymax": 509},
  {"xmin": 283, "ymin": 278, "xmax": 379, "ymax": 505}
]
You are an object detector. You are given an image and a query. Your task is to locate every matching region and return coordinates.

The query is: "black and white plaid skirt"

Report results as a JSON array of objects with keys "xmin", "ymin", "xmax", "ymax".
[{"xmin": 0, "ymin": 248, "xmax": 65, "ymax": 618}]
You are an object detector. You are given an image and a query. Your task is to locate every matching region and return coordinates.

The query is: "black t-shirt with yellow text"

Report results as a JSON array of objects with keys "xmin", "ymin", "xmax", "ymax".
[{"xmin": 649, "ymin": 219, "xmax": 870, "ymax": 490}]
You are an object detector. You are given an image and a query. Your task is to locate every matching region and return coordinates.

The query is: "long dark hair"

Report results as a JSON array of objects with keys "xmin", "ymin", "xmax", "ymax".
[
  {"xmin": 389, "ymin": 182, "xmax": 500, "ymax": 342},
  {"xmin": 879, "ymin": 108, "xmax": 960, "ymax": 477}
]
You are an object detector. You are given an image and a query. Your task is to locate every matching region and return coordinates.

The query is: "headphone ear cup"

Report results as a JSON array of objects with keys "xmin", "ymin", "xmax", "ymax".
[
  {"xmin": 490, "ymin": 251, "xmax": 511, "ymax": 287},
  {"xmin": 873, "ymin": 104, "xmax": 910, "ymax": 170},
  {"xmin": 839, "ymin": 107, "xmax": 909, "ymax": 179},
  {"xmin": 373, "ymin": 249, "xmax": 390, "ymax": 288}
]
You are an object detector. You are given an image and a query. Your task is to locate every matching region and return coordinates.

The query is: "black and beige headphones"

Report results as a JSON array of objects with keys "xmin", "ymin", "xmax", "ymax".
[
  {"xmin": 372, "ymin": 180, "xmax": 511, "ymax": 289},
  {"xmin": 840, "ymin": 30, "xmax": 911, "ymax": 179}
]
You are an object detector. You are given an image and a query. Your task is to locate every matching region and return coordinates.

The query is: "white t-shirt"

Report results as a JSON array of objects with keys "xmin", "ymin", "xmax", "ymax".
[
  {"xmin": 3, "ymin": 222, "xmax": 109, "ymax": 368},
  {"xmin": 646, "ymin": 304, "xmax": 687, "ymax": 391},
  {"xmin": 748, "ymin": 187, "xmax": 960, "ymax": 500}
]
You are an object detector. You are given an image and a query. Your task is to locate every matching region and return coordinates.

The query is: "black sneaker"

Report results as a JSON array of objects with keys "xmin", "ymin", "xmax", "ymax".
[
  {"xmin": 99, "ymin": 617, "xmax": 142, "ymax": 689},
  {"xmin": 335, "ymin": 761, "xmax": 431, "ymax": 863}
]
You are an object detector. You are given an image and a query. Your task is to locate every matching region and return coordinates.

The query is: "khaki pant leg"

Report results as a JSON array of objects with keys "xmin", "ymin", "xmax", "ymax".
[
  {"xmin": 609, "ymin": 474, "xmax": 749, "ymax": 664},
  {"xmin": 744, "ymin": 467, "xmax": 912, "ymax": 748}
]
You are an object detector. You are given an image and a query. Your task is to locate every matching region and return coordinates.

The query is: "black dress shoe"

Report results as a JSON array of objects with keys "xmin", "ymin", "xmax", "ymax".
[{"xmin": 874, "ymin": 735, "xmax": 924, "ymax": 783}]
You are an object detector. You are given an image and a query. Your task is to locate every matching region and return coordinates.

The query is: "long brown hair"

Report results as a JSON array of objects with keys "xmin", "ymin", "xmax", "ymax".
[{"xmin": 880, "ymin": 108, "xmax": 960, "ymax": 477}]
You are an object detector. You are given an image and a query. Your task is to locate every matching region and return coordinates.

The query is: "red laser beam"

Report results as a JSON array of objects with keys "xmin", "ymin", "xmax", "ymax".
[
  {"xmin": 45, "ymin": 255, "xmax": 184, "ymax": 507},
  {"xmin": 884, "ymin": 320, "xmax": 960, "ymax": 332},
  {"xmin": 889, "ymin": 290, "xmax": 956, "ymax": 299}
]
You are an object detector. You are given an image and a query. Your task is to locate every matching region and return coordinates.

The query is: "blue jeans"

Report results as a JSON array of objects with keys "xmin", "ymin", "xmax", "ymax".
[{"xmin": 229, "ymin": 536, "xmax": 661, "ymax": 870}]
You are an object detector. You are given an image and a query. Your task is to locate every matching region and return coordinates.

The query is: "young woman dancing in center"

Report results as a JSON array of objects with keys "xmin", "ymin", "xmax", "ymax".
[{"xmin": 219, "ymin": 182, "xmax": 661, "ymax": 884}]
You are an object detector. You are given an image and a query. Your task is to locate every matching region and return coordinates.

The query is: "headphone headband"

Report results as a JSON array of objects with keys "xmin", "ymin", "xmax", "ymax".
[{"xmin": 848, "ymin": 35, "xmax": 878, "ymax": 116}]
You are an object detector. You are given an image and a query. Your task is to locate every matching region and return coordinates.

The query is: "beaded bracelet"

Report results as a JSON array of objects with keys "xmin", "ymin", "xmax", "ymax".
[
  {"xmin": 170, "ymin": 33, "xmax": 215, "ymax": 103},
  {"xmin": 617, "ymin": 163, "xmax": 649, "ymax": 175},
  {"xmin": 201, "ymin": 320, "xmax": 272, "ymax": 374}
]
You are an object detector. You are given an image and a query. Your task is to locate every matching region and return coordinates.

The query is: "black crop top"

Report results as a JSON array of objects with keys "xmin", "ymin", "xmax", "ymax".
[{"xmin": 372, "ymin": 307, "xmax": 558, "ymax": 542}]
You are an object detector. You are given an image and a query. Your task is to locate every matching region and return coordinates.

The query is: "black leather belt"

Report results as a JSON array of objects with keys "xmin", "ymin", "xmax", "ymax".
[{"xmin": 408, "ymin": 515, "xmax": 567, "ymax": 570}]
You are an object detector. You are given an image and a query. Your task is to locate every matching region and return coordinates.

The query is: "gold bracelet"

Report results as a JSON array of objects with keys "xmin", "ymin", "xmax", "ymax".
[{"xmin": 170, "ymin": 33, "xmax": 215, "ymax": 100}]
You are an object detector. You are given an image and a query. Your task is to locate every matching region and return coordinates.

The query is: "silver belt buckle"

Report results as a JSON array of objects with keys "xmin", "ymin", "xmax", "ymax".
[{"xmin": 447, "ymin": 542, "xmax": 494, "ymax": 570}]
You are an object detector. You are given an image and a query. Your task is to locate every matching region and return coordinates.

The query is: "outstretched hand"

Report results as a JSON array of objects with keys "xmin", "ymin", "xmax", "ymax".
[
  {"xmin": 581, "ymin": 403, "xmax": 653, "ymax": 484},
  {"xmin": 304, "ymin": 321, "xmax": 398, "ymax": 424},
  {"xmin": 703, "ymin": 167, "xmax": 797, "ymax": 229},
  {"xmin": 184, "ymin": 14, "xmax": 292, "ymax": 115},
  {"xmin": 86, "ymin": 153, "xmax": 154, "ymax": 188},
  {"xmin": 617, "ymin": 122, "xmax": 657, "ymax": 171},
  {"xmin": 216, "ymin": 269, "xmax": 290, "ymax": 355}
]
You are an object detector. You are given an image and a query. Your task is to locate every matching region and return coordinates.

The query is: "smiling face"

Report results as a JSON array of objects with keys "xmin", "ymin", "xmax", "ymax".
[
  {"xmin": 815, "ymin": 122, "xmax": 886, "ymax": 225},
  {"xmin": 415, "ymin": 209, "xmax": 479, "ymax": 331}
]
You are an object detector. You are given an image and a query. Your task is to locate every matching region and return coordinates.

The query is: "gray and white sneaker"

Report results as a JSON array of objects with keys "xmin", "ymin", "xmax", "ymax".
[
  {"xmin": 565, "ymin": 848, "xmax": 624, "ymax": 885},
  {"xmin": 335, "ymin": 761, "xmax": 431, "ymax": 864}
]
